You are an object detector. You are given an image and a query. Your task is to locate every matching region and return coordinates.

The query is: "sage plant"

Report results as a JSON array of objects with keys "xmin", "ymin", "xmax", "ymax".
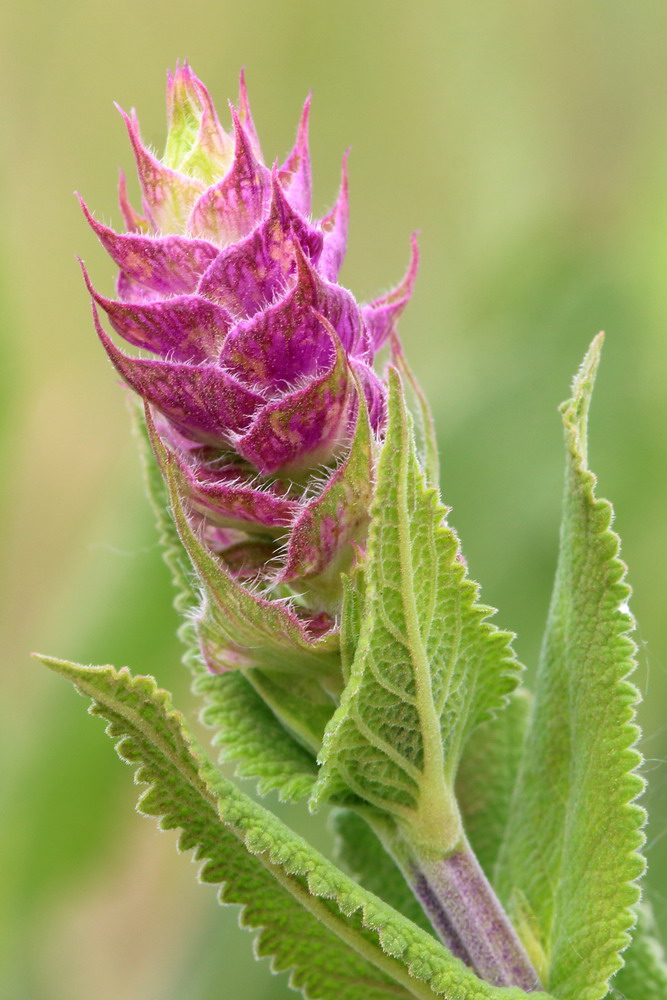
[{"xmin": 38, "ymin": 65, "xmax": 665, "ymax": 1000}]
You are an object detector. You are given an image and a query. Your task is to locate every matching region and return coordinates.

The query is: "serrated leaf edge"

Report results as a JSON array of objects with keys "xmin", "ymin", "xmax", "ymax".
[{"xmin": 35, "ymin": 655, "xmax": 553, "ymax": 1000}]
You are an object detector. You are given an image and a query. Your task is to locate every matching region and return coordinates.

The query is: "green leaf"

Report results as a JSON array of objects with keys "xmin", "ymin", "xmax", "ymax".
[
  {"xmin": 146, "ymin": 406, "xmax": 340, "ymax": 681},
  {"xmin": 609, "ymin": 901, "xmax": 667, "ymax": 999},
  {"xmin": 312, "ymin": 368, "xmax": 522, "ymax": 856},
  {"xmin": 455, "ymin": 689, "xmax": 531, "ymax": 882},
  {"xmin": 391, "ymin": 336, "xmax": 440, "ymax": 489},
  {"xmin": 334, "ymin": 810, "xmax": 436, "ymax": 937},
  {"xmin": 133, "ymin": 404, "xmax": 201, "ymax": 671},
  {"xmin": 334, "ymin": 691, "xmax": 530, "ymax": 934},
  {"xmin": 241, "ymin": 667, "xmax": 338, "ymax": 754},
  {"xmin": 284, "ymin": 382, "xmax": 375, "ymax": 613},
  {"xmin": 35, "ymin": 655, "xmax": 553, "ymax": 1000},
  {"xmin": 340, "ymin": 565, "xmax": 366, "ymax": 685},
  {"xmin": 495, "ymin": 335, "xmax": 645, "ymax": 1000},
  {"xmin": 196, "ymin": 670, "xmax": 319, "ymax": 802},
  {"xmin": 137, "ymin": 405, "xmax": 322, "ymax": 798}
]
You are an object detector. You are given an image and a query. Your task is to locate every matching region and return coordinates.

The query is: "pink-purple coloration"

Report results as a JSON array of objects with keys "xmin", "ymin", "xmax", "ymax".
[{"xmin": 83, "ymin": 64, "xmax": 416, "ymax": 623}]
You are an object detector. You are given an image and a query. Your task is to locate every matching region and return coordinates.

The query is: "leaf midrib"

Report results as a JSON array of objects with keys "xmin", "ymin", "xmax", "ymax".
[
  {"xmin": 394, "ymin": 394, "xmax": 446, "ymax": 808},
  {"xmin": 75, "ymin": 669, "xmax": 438, "ymax": 1000}
]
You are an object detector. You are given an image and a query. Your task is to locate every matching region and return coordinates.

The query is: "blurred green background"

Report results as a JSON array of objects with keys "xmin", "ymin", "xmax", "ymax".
[{"xmin": 3, "ymin": 1, "xmax": 667, "ymax": 997}]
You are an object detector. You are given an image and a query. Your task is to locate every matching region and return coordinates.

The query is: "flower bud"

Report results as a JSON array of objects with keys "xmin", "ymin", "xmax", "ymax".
[{"xmin": 83, "ymin": 65, "xmax": 417, "ymax": 617}]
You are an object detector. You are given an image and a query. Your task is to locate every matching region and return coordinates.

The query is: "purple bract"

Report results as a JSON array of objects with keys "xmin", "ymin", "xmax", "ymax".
[{"xmin": 83, "ymin": 64, "xmax": 416, "ymax": 616}]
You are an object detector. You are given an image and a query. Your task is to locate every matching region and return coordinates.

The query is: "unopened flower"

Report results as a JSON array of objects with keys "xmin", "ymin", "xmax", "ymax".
[{"xmin": 82, "ymin": 64, "xmax": 416, "ymax": 614}]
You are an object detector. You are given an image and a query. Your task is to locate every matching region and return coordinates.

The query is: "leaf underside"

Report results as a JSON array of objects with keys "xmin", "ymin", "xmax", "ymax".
[
  {"xmin": 36, "ymin": 657, "xmax": 553, "ymax": 1000},
  {"xmin": 133, "ymin": 347, "xmax": 658, "ymax": 1000},
  {"xmin": 313, "ymin": 369, "xmax": 522, "ymax": 854},
  {"xmin": 495, "ymin": 335, "xmax": 645, "ymax": 1000},
  {"xmin": 334, "ymin": 688, "xmax": 531, "ymax": 936}
]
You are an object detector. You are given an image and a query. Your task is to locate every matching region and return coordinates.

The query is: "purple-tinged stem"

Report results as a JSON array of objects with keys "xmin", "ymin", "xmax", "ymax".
[
  {"xmin": 407, "ymin": 838, "xmax": 541, "ymax": 991},
  {"xmin": 409, "ymin": 868, "xmax": 474, "ymax": 968}
]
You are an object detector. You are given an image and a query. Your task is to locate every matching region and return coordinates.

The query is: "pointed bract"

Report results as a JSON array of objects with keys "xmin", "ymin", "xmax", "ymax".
[
  {"xmin": 219, "ymin": 241, "xmax": 362, "ymax": 391},
  {"xmin": 188, "ymin": 109, "xmax": 271, "ymax": 246},
  {"xmin": 278, "ymin": 95, "xmax": 312, "ymax": 217},
  {"xmin": 80, "ymin": 196, "xmax": 219, "ymax": 295},
  {"xmin": 84, "ymin": 66, "xmax": 416, "ymax": 618},
  {"xmin": 197, "ymin": 177, "xmax": 323, "ymax": 317},
  {"xmin": 318, "ymin": 152, "xmax": 350, "ymax": 282},
  {"xmin": 175, "ymin": 451, "xmax": 300, "ymax": 533},
  {"xmin": 235, "ymin": 322, "xmax": 354, "ymax": 475},
  {"xmin": 237, "ymin": 68, "xmax": 263, "ymax": 163},
  {"xmin": 82, "ymin": 261, "xmax": 232, "ymax": 362},
  {"xmin": 118, "ymin": 104, "xmax": 205, "ymax": 233},
  {"xmin": 117, "ymin": 168, "xmax": 148, "ymax": 232},
  {"xmin": 164, "ymin": 62, "xmax": 234, "ymax": 182},
  {"xmin": 362, "ymin": 234, "xmax": 419, "ymax": 350},
  {"xmin": 95, "ymin": 307, "xmax": 263, "ymax": 446}
]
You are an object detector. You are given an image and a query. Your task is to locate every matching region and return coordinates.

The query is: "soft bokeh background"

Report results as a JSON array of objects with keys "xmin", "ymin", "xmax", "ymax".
[{"xmin": 3, "ymin": 2, "xmax": 667, "ymax": 997}]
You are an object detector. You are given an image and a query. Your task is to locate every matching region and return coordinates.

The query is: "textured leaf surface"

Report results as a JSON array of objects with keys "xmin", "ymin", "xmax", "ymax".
[
  {"xmin": 455, "ymin": 689, "xmax": 531, "ymax": 881},
  {"xmin": 136, "ymin": 408, "xmax": 326, "ymax": 801},
  {"xmin": 36, "ymin": 657, "xmax": 552, "ymax": 1000},
  {"xmin": 340, "ymin": 565, "xmax": 366, "ymax": 685},
  {"xmin": 390, "ymin": 336, "xmax": 440, "ymax": 489},
  {"xmin": 196, "ymin": 670, "xmax": 319, "ymax": 801},
  {"xmin": 313, "ymin": 369, "xmax": 522, "ymax": 855},
  {"xmin": 334, "ymin": 810, "xmax": 436, "ymax": 936},
  {"xmin": 137, "ymin": 407, "xmax": 325, "ymax": 799},
  {"xmin": 147, "ymin": 406, "xmax": 340, "ymax": 679},
  {"xmin": 609, "ymin": 902, "xmax": 667, "ymax": 999},
  {"xmin": 334, "ymin": 692, "xmax": 530, "ymax": 935},
  {"xmin": 495, "ymin": 335, "xmax": 645, "ymax": 1000}
]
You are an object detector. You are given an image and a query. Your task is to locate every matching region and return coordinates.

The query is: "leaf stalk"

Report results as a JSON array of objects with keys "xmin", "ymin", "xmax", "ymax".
[{"xmin": 404, "ymin": 835, "xmax": 542, "ymax": 991}]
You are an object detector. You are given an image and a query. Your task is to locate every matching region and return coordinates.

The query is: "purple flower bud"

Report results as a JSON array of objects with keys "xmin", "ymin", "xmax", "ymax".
[{"xmin": 83, "ymin": 65, "xmax": 416, "ymax": 616}]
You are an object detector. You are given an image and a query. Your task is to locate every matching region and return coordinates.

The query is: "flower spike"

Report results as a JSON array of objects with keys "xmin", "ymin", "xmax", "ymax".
[{"xmin": 83, "ymin": 65, "xmax": 415, "ymax": 612}]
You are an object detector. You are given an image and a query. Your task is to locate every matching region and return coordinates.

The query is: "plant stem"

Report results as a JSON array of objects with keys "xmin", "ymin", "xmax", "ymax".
[{"xmin": 406, "ymin": 836, "xmax": 542, "ymax": 991}]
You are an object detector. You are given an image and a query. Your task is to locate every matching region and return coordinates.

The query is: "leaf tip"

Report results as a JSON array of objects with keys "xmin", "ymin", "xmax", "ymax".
[
  {"xmin": 32, "ymin": 653, "xmax": 118, "ymax": 690},
  {"xmin": 568, "ymin": 332, "xmax": 604, "ymax": 402},
  {"xmin": 32, "ymin": 651, "xmax": 75, "ymax": 675},
  {"xmin": 560, "ymin": 332, "xmax": 605, "ymax": 466},
  {"xmin": 384, "ymin": 364, "xmax": 412, "ymax": 437}
]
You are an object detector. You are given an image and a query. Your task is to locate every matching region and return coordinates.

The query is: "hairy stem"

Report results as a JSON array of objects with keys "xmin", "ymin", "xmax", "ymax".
[{"xmin": 405, "ymin": 836, "xmax": 542, "ymax": 991}]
